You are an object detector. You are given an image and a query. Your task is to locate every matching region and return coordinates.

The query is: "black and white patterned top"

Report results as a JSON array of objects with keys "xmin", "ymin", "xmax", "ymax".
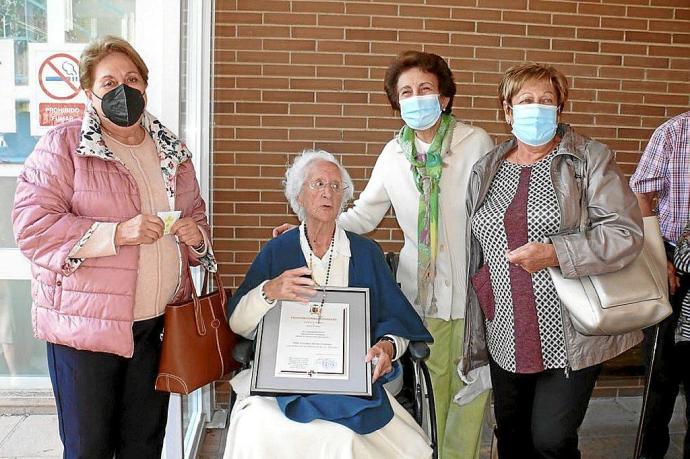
[{"xmin": 471, "ymin": 149, "xmax": 567, "ymax": 373}]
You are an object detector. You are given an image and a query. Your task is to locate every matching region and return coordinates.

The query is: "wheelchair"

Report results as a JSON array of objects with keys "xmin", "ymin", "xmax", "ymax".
[{"xmin": 227, "ymin": 248, "xmax": 439, "ymax": 458}]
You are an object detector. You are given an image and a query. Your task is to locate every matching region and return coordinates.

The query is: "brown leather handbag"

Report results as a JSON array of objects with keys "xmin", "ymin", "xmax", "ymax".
[{"xmin": 155, "ymin": 262, "xmax": 239, "ymax": 394}]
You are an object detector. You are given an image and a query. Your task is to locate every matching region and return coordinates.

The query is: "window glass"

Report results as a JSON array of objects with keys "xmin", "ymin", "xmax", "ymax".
[
  {"xmin": 65, "ymin": 0, "xmax": 135, "ymax": 43},
  {"xmin": 0, "ymin": 279, "xmax": 47, "ymax": 376}
]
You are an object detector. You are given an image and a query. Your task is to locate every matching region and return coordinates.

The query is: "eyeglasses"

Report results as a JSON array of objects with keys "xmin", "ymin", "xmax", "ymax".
[{"xmin": 307, "ymin": 179, "xmax": 349, "ymax": 193}]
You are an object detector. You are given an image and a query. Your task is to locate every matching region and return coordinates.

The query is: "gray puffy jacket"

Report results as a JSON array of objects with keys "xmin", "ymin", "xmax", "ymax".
[{"xmin": 462, "ymin": 124, "xmax": 644, "ymax": 376}]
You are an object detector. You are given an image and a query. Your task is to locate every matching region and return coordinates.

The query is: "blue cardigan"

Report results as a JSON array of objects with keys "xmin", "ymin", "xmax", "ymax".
[{"xmin": 228, "ymin": 228, "xmax": 433, "ymax": 434}]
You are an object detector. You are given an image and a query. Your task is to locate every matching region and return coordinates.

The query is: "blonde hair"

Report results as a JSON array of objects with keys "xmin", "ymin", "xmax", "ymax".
[
  {"xmin": 498, "ymin": 62, "xmax": 569, "ymax": 112},
  {"xmin": 79, "ymin": 35, "xmax": 149, "ymax": 91}
]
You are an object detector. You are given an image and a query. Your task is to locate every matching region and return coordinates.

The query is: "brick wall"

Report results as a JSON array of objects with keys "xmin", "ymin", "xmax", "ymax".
[{"xmin": 212, "ymin": 0, "xmax": 690, "ymax": 288}]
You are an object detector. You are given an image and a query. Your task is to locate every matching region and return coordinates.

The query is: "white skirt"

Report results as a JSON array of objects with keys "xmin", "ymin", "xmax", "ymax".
[{"xmin": 222, "ymin": 370, "xmax": 432, "ymax": 459}]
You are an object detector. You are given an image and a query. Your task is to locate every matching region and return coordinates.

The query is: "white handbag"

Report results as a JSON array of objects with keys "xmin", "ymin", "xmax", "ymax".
[{"xmin": 547, "ymin": 160, "xmax": 672, "ymax": 336}]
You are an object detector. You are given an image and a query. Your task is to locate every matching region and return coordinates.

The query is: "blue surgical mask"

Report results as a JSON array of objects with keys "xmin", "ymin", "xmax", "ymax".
[
  {"xmin": 511, "ymin": 104, "xmax": 558, "ymax": 146},
  {"xmin": 400, "ymin": 94, "xmax": 442, "ymax": 131}
]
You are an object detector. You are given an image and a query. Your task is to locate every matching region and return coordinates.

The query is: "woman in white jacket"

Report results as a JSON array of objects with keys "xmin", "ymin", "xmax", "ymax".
[{"xmin": 275, "ymin": 51, "xmax": 494, "ymax": 459}]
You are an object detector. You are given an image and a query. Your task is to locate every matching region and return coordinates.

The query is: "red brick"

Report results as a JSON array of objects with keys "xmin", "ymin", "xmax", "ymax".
[
  {"xmin": 576, "ymin": 28, "xmax": 624, "ymax": 40},
  {"xmin": 318, "ymin": 14, "xmax": 371, "ymax": 28},
  {"xmin": 454, "ymin": 31, "xmax": 501, "ymax": 47},
  {"xmin": 628, "ymin": 6, "xmax": 675, "ymax": 18},
  {"xmin": 291, "ymin": 27, "xmax": 344, "ymax": 40},
  {"xmin": 290, "ymin": 104, "xmax": 342, "ymax": 116},
  {"xmin": 647, "ymin": 68, "xmax": 690, "ymax": 82},
  {"xmin": 235, "ymin": 77, "xmax": 289, "ymax": 89},
  {"xmin": 476, "ymin": 47, "xmax": 526, "ymax": 61},
  {"xmin": 578, "ymin": 3, "xmax": 626, "ymax": 16},
  {"xmin": 600, "ymin": 42, "xmax": 647, "ymax": 56},
  {"xmin": 529, "ymin": 25, "xmax": 576, "ymax": 38},
  {"xmin": 553, "ymin": 39, "xmax": 599, "ymax": 53},
  {"xmin": 451, "ymin": 7, "xmax": 502, "ymax": 20},
  {"xmin": 625, "ymin": 31, "xmax": 673, "ymax": 44},
  {"xmin": 478, "ymin": 0, "xmax": 526, "ymax": 8},
  {"xmin": 621, "ymin": 104, "xmax": 667, "ymax": 116},
  {"xmin": 291, "ymin": 52, "xmax": 344, "ymax": 65},
  {"xmin": 236, "ymin": 50, "xmax": 289, "ymax": 63},
  {"xmin": 236, "ymin": 0, "xmax": 289, "ymax": 12},
  {"xmin": 399, "ymin": 30, "xmax": 451, "ymax": 44},
  {"xmin": 621, "ymin": 80, "xmax": 667, "ymax": 92},
  {"xmin": 425, "ymin": 19, "xmax": 476, "ymax": 32},
  {"xmin": 527, "ymin": 50, "xmax": 576, "ymax": 64},
  {"xmin": 501, "ymin": 36, "xmax": 550, "ymax": 49},
  {"xmin": 372, "ymin": 16, "xmax": 424, "ymax": 30},
  {"xmin": 264, "ymin": 12, "xmax": 316, "ymax": 25},
  {"xmin": 262, "ymin": 90, "xmax": 315, "ymax": 102},
  {"xmin": 400, "ymin": 5, "xmax": 451, "ymax": 19},
  {"xmin": 597, "ymin": 91, "xmax": 644, "ymax": 104},
  {"xmin": 236, "ymin": 25, "xmax": 290, "ymax": 38},
  {"xmin": 649, "ymin": 45, "xmax": 690, "ymax": 57},
  {"xmin": 623, "ymin": 56, "xmax": 670, "ymax": 68},
  {"xmin": 318, "ymin": 40, "xmax": 370, "ymax": 53},
  {"xmin": 346, "ymin": 29, "xmax": 398, "ymax": 41},
  {"xmin": 263, "ymin": 39, "xmax": 316, "ymax": 51},
  {"xmin": 674, "ymin": 34, "xmax": 690, "ymax": 44},
  {"xmin": 423, "ymin": 44, "xmax": 475, "ymax": 58},
  {"xmin": 346, "ymin": 2, "xmax": 398, "ymax": 15},
  {"xmin": 599, "ymin": 66, "xmax": 645, "ymax": 79},
  {"xmin": 292, "ymin": 2, "xmax": 344, "ymax": 13},
  {"xmin": 502, "ymin": 11, "xmax": 551, "ymax": 24},
  {"xmin": 601, "ymin": 18, "xmax": 649, "ymax": 30},
  {"xmin": 528, "ymin": 0, "xmax": 577, "ymax": 13},
  {"xmin": 576, "ymin": 53, "xmax": 622, "ymax": 66},
  {"xmin": 263, "ymin": 64, "xmax": 315, "ymax": 77},
  {"xmin": 553, "ymin": 14, "xmax": 600, "ymax": 27},
  {"xmin": 477, "ymin": 21, "xmax": 526, "ymax": 35}
]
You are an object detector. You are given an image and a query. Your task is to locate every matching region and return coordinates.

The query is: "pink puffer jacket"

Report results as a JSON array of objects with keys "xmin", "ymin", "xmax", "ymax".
[{"xmin": 12, "ymin": 109, "xmax": 216, "ymax": 358}]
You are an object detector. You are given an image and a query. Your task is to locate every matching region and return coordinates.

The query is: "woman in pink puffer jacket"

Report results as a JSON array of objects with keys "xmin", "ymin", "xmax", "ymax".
[{"xmin": 12, "ymin": 36, "xmax": 216, "ymax": 459}]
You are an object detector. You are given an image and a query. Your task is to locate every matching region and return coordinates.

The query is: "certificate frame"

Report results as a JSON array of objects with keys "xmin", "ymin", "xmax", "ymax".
[{"xmin": 250, "ymin": 286, "xmax": 372, "ymax": 397}]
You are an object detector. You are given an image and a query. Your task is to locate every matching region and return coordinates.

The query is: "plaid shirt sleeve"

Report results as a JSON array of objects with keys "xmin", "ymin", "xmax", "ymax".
[{"xmin": 630, "ymin": 125, "xmax": 671, "ymax": 193}]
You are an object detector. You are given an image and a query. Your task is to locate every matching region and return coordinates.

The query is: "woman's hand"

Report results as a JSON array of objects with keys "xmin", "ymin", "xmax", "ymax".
[
  {"xmin": 272, "ymin": 223, "xmax": 297, "ymax": 238},
  {"xmin": 263, "ymin": 267, "xmax": 316, "ymax": 303},
  {"xmin": 506, "ymin": 242, "xmax": 559, "ymax": 273},
  {"xmin": 365, "ymin": 340, "xmax": 394, "ymax": 383},
  {"xmin": 115, "ymin": 214, "xmax": 164, "ymax": 246},
  {"xmin": 171, "ymin": 217, "xmax": 203, "ymax": 247}
]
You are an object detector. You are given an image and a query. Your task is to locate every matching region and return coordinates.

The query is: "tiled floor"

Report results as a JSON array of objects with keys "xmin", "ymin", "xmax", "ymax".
[{"xmin": 0, "ymin": 395, "xmax": 686, "ymax": 458}]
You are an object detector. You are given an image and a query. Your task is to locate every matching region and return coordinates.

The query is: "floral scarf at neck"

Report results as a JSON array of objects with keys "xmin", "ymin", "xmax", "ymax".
[{"xmin": 399, "ymin": 113, "xmax": 455, "ymax": 317}]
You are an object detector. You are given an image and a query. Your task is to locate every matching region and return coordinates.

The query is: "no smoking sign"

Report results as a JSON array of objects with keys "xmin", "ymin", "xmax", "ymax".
[
  {"xmin": 38, "ymin": 53, "xmax": 81, "ymax": 100},
  {"xmin": 29, "ymin": 44, "xmax": 87, "ymax": 136}
]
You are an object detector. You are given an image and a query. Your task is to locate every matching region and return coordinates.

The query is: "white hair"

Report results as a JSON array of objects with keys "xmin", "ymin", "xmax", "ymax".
[{"xmin": 284, "ymin": 149, "xmax": 354, "ymax": 222}]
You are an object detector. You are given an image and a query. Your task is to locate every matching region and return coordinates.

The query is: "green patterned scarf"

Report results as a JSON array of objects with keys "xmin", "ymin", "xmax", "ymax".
[{"xmin": 399, "ymin": 113, "xmax": 455, "ymax": 317}]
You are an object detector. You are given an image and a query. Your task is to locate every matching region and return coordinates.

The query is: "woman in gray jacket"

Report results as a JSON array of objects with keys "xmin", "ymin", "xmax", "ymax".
[{"xmin": 461, "ymin": 62, "xmax": 643, "ymax": 459}]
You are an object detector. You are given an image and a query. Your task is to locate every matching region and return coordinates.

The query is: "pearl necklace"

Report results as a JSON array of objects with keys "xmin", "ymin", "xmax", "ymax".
[{"xmin": 304, "ymin": 224, "xmax": 335, "ymax": 321}]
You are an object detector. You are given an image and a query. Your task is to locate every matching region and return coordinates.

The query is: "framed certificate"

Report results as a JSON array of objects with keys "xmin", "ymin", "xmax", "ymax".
[{"xmin": 250, "ymin": 287, "xmax": 372, "ymax": 397}]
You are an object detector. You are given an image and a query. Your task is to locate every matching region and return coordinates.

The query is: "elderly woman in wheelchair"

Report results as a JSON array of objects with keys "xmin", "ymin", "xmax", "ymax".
[{"xmin": 223, "ymin": 149, "xmax": 434, "ymax": 459}]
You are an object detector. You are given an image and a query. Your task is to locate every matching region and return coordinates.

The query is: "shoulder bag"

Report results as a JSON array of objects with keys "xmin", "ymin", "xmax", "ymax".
[
  {"xmin": 155, "ymin": 256, "xmax": 239, "ymax": 394},
  {"xmin": 547, "ymin": 158, "xmax": 672, "ymax": 336}
]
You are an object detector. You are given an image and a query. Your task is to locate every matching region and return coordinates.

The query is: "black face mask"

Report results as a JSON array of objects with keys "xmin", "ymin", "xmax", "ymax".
[{"xmin": 93, "ymin": 84, "xmax": 146, "ymax": 127}]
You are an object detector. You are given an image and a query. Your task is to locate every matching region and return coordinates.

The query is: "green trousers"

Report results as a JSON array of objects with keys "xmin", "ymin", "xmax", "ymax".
[{"xmin": 426, "ymin": 318, "xmax": 490, "ymax": 459}]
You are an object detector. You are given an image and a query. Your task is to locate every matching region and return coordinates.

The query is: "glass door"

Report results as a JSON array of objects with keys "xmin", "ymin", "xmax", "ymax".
[{"xmin": 0, "ymin": 0, "xmax": 215, "ymax": 457}]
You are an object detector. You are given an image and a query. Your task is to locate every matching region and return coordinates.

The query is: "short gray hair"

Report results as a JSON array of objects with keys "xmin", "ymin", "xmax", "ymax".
[{"xmin": 284, "ymin": 149, "xmax": 354, "ymax": 222}]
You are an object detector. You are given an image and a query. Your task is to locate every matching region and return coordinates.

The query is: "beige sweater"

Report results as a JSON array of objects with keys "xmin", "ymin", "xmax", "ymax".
[{"xmin": 73, "ymin": 132, "xmax": 181, "ymax": 320}]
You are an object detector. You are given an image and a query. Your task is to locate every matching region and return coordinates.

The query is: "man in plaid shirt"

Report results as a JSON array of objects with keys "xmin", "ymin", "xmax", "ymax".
[{"xmin": 631, "ymin": 110, "xmax": 690, "ymax": 459}]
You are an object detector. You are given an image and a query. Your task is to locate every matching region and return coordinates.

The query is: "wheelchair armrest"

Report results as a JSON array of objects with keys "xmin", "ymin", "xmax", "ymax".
[
  {"xmin": 407, "ymin": 341, "xmax": 430, "ymax": 361},
  {"xmin": 232, "ymin": 337, "xmax": 255, "ymax": 366}
]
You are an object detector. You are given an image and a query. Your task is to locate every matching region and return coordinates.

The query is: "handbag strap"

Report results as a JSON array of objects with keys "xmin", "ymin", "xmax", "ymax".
[
  {"xmin": 577, "ymin": 156, "xmax": 589, "ymax": 232},
  {"xmin": 183, "ymin": 245, "xmax": 226, "ymax": 336}
]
